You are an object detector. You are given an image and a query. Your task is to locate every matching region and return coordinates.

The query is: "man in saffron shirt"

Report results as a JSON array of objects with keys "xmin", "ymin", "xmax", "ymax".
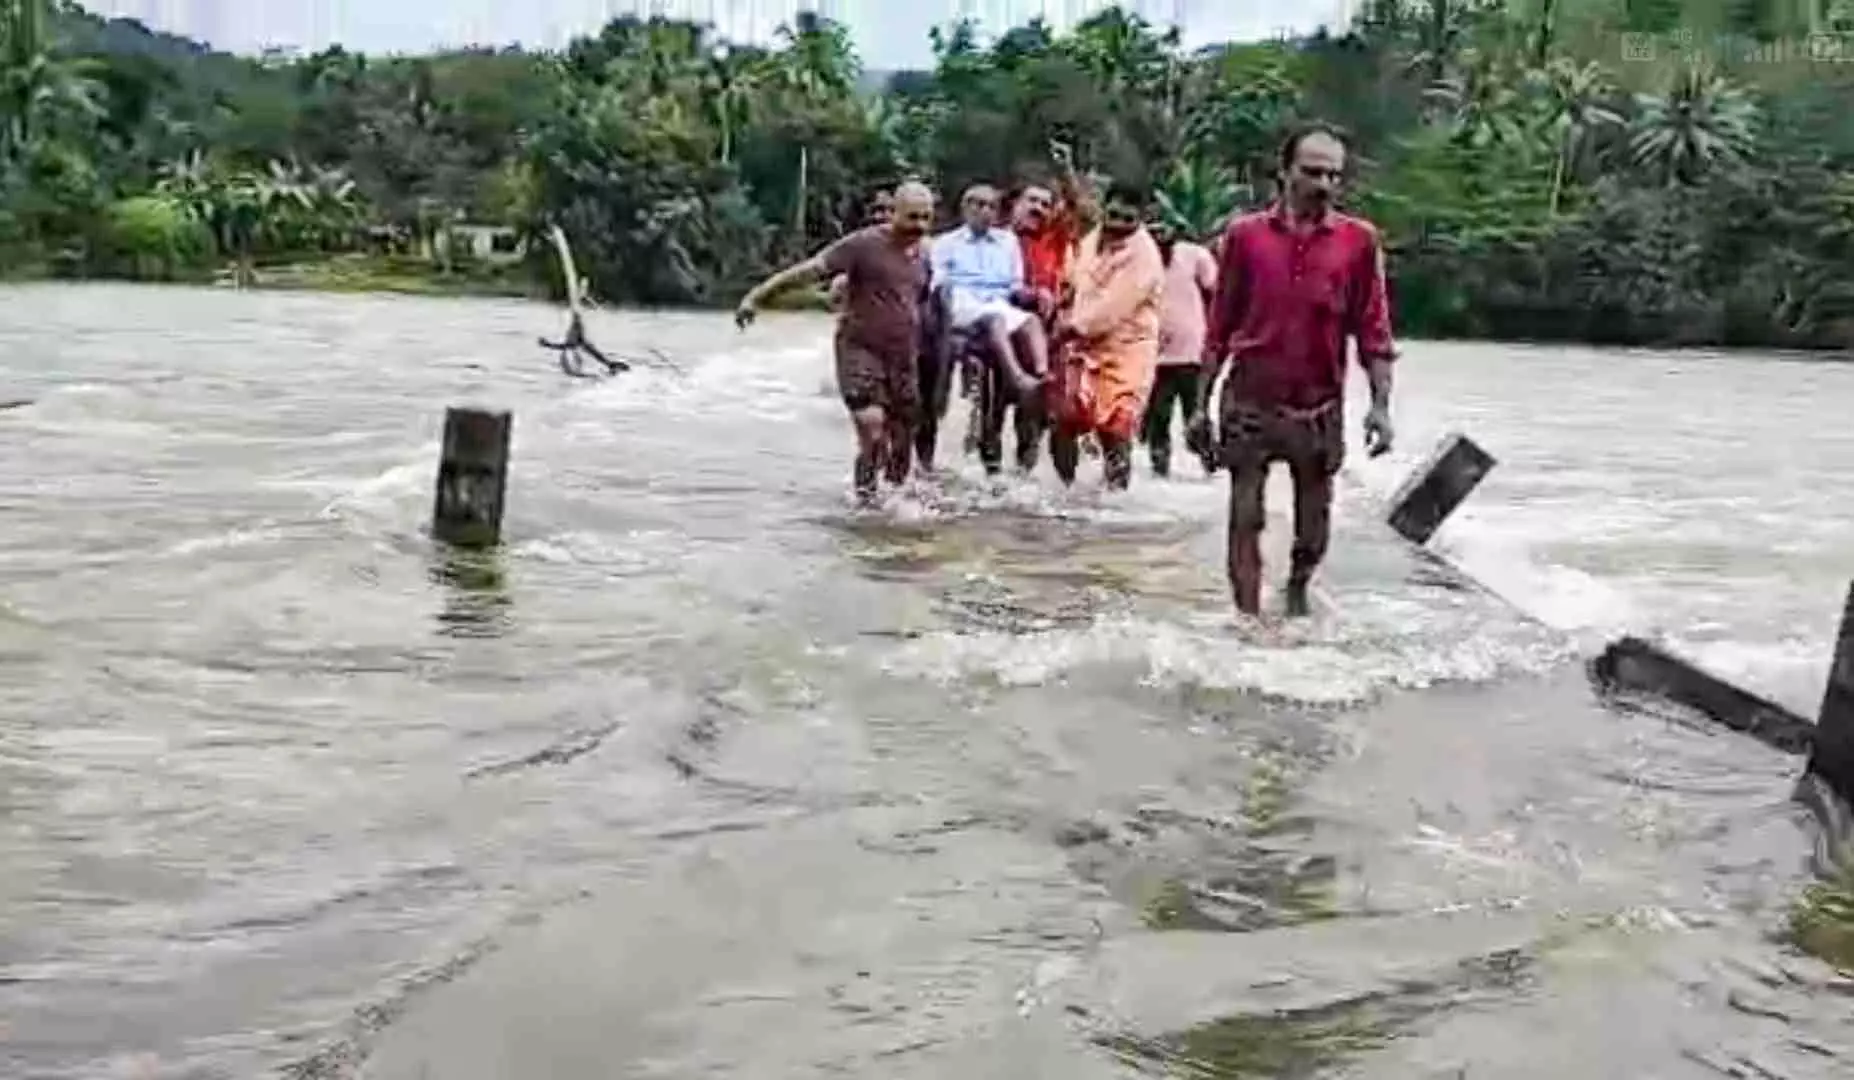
[
  {"xmin": 1190, "ymin": 125, "xmax": 1397, "ymax": 619},
  {"xmin": 1048, "ymin": 182, "xmax": 1165, "ymax": 491}
]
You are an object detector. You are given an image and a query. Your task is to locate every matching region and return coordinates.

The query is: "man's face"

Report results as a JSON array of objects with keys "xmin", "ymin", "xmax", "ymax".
[
  {"xmin": 961, "ymin": 186, "xmax": 998, "ymax": 232},
  {"xmin": 1102, "ymin": 195, "xmax": 1141, "ymax": 239},
  {"xmin": 889, "ymin": 190, "xmax": 935, "ymax": 240},
  {"xmin": 1013, "ymin": 185, "xmax": 1053, "ymax": 231},
  {"xmin": 1285, "ymin": 132, "xmax": 1346, "ymax": 215},
  {"xmin": 1150, "ymin": 221, "xmax": 1177, "ymax": 261}
]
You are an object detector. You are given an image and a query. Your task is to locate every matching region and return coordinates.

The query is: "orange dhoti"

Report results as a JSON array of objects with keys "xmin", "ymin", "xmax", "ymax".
[
  {"xmin": 1050, "ymin": 226, "xmax": 1165, "ymax": 442},
  {"xmin": 1047, "ymin": 337, "xmax": 1156, "ymax": 442}
]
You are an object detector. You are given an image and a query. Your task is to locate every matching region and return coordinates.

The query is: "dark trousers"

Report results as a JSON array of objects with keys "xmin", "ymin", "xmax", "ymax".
[{"xmin": 1141, "ymin": 364, "xmax": 1200, "ymax": 477}]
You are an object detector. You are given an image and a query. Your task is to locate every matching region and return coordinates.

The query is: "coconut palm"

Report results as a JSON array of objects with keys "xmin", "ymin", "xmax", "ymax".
[
  {"xmin": 0, "ymin": 0, "xmax": 104, "ymax": 163},
  {"xmin": 1528, "ymin": 57, "xmax": 1622, "ymax": 213},
  {"xmin": 1628, "ymin": 65, "xmax": 1759, "ymax": 186}
]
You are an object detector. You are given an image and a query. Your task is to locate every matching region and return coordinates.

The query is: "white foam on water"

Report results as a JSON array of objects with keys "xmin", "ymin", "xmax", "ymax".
[
  {"xmin": 1340, "ymin": 450, "xmax": 1639, "ymax": 645},
  {"xmin": 161, "ymin": 523, "xmax": 293, "ymax": 558},
  {"xmin": 882, "ymin": 596, "xmax": 1575, "ymax": 704},
  {"xmin": 1334, "ymin": 351, "xmax": 1854, "ymax": 718},
  {"xmin": 569, "ymin": 345, "xmax": 824, "ymax": 426},
  {"xmin": 847, "ymin": 393, "xmax": 1594, "ymax": 704},
  {"xmin": 318, "ymin": 455, "xmax": 434, "ymax": 524},
  {"xmin": 508, "ymin": 528, "xmax": 690, "ymax": 576},
  {"xmin": 297, "ymin": 333, "xmax": 1829, "ymax": 715}
]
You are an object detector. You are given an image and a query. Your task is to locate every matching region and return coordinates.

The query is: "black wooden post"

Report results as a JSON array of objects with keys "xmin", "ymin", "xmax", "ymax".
[
  {"xmin": 1386, "ymin": 432, "xmax": 1497, "ymax": 546},
  {"xmin": 1589, "ymin": 636, "xmax": 1815, "ymax": 756},
  {"xmin": 1809, "ymin": 581, "xmax": 1854, "ymax": 806},
  {"xmin": 431, "ymin": 406, "xmax": 512, "ymax": 548}
]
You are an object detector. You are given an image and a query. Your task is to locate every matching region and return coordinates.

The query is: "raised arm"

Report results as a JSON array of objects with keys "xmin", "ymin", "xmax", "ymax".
[
  {"xmin": 1349, "ymin": 226, "xmax": 1397, "ymax": 410},
  {"xmin": 1197, "ymin": 220, "xmax": 1246, "ymax": 404},
  {"xmin": 1051, "ymin": 145, "xmax": 1099, "ymax": 235}
]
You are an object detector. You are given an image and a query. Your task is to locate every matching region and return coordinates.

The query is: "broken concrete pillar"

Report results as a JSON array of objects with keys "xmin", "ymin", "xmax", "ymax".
[
  {"xmin": 431, "ymin": 406, "xmax": 512, "ymax": 548},
  {"xmin": 1385, "ymin": 433, "xmax": 1496, "ymax": 546},
  {"xmin": 1809, "ymin": 582, "xmax": 1854, "ymax": 806},
  {"xmin": 1588, "ymin": 636, "xmax": 1815, "ymax": 756}
]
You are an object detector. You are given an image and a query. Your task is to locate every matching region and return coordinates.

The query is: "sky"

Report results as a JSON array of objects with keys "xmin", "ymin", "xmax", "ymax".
[{"xmin": 78, "ymin": 1, "xmax": 1357, "ymax": 67}]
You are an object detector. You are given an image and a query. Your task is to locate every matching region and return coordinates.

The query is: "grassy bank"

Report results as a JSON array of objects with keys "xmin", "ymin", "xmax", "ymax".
[
  {"xmin": 249, "ymin": 253, "xmax": 539, "ymax": 299},
  {"xmin": 9, "ymin": 253, "xmax": 839, "ymax": 312},
  {"xmin": 254, "ymin": 258, "xmax": 836, "ymax": 311}
]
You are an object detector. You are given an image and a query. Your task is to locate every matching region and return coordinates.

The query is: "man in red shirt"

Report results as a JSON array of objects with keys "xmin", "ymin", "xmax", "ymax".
[
  {"xmin": 1012, "ymin": 142, "xmax": 1092, "ymax": 313},
  {"xmin": 1189, "ymin": 125, "xmax": 1397, "ymax": 619}
]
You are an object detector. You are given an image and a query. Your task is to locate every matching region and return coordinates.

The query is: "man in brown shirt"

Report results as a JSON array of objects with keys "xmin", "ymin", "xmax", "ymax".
[
  {"xmin": 828, "ymin": 187, "xmax": 896, "ymax": 310},
  {"xmin": 735, "ymin": 181, "xmax": 936, "ymax": 503}
]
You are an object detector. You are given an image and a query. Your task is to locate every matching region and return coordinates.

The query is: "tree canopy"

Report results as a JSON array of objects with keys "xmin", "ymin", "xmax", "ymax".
[{"xmin": 4, "ymin": 0, "xmax": 1852, "ymax": 346}]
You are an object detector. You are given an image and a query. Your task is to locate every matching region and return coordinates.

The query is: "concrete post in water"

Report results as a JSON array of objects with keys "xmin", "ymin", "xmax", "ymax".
[
  {"xmin": 1385, "ymin": 433, "xmax": 1496, "ymax": 546},
  {"xmin": 431, "ymin": 406, "xmax": 512, "ymax": 548},
  {"xmin": 1589, "ymin": 636, "xmax": 1815, "ymax": 756},
  {"xmin": 1809, "ymin": 581, "xmax": 1854, "ymax": 805}
]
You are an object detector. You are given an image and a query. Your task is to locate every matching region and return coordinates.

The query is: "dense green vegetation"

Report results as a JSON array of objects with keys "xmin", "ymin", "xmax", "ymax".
[{"xmin": 5, "ymin": 0, "xmax": 1854, "ymax": 345}]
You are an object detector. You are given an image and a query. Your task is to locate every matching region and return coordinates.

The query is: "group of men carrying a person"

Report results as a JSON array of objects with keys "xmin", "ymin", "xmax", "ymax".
[{"xmin": 734, "ymin": 125, "xmax": 1398, "ymax": 621}]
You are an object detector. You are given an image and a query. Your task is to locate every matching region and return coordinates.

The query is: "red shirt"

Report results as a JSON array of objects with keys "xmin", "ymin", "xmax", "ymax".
[
  {"xmin": 1201, "ymin": 204, "xmax": 1396, "ymax": 409},
  {"xmin": 1019, "ymin": 210, "xmax": 1078, "ymax": 299}
]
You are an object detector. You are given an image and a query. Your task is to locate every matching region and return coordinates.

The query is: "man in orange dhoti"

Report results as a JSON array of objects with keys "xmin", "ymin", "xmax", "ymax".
[{"xmin": 1046, "ymin": 182, "xmax": 1165, "ymax": 490}]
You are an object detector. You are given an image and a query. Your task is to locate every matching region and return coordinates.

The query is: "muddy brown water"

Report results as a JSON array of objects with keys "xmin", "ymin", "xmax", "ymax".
[{"xmin": 0, "ymin": 284, "xmax": 1851, "ymax": 1078}]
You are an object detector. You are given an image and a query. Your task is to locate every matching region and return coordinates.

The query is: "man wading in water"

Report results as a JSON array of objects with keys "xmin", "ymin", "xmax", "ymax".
[
  {"xmin": 1047, "ymin": 181, "xmax": 1165, "ymax": 490},
  {"xmin": 1144, "ymin": 219, "xmax": 1218, "ymax": 477},
  {"xmin": 1189, "ymin": 125, "xmax": 1397, "ymax": 619},
  {"xmin": 736, "ymin": 181, "xmax": 936, "ymax": 503},
  {"xmin": 957, "ymin": 142, "xmax": 1094, "ymax": 456},
  {"xmin": 828, "ymin": 188, "xmax": 895, "ymax": 310}
]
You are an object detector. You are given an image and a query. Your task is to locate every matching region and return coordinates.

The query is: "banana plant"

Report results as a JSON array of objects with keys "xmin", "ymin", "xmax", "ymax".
[{"xmin": 1153, "ymin": 156, "xmax": 1244, "ymax": 240}]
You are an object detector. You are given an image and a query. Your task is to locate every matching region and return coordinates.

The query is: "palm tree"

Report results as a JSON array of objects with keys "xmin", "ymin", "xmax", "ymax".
[
  {"xmin": 774, "ymin": 11, "xmax": 858, "ymax": 102},
  {"xmin": 703, "ymin": 46, "xmax": 758, "ymax": 164},
  {"xmin": 1063, "ymin": 7, "xmax": 1171, "ymax": 97},
  {"xmin": 0, "ymin": 0, "xmax": 104, "ymax": 164},
  {"xmin": 1628, "ymin": 65, "xmax": 1759, "ymax": 186},
  {"xmin": 768, "ymin": 13, "xmax": 859, "ymax": 240},
  {"xmin": 1154, "ymin": 157, "xmax": 1244, "ymax": 240},
  {"xmin": 1530, "ymin": 57, "xmax": 1622, "ymax": 213},
  {"xmin": 1424, "ymin": 46, "xmax": 1528, "ymax": 149},
  {"xmin": 1185, "ymin": 44, "xmax": 1299, "ymax": 189}
]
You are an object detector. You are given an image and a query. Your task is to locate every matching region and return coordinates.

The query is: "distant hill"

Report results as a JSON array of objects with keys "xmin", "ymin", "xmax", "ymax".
[
  {"xmin": 54, "ymin": 6, "xmax": 216, "ymax": 62},
  {"xmin": 859, "ymin": 68, "xmax": 931, "ymax": 97}
]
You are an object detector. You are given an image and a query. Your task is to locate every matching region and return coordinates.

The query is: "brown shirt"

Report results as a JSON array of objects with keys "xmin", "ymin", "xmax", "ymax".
[{"xmin": 820, "ymin": 226, "xmax": 926, "ymax": 359}]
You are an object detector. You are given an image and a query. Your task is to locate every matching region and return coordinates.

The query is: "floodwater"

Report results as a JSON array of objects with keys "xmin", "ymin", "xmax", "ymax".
[{"xmin": 0, "ymin": 283, "xmax": 1850, "ymax": 1079}]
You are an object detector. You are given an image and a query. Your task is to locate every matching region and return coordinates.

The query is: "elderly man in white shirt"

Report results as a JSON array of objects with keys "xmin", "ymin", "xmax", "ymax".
[{"xmin": 928, "ymin": 183, "xmax": 1050, "ymax": 400}]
